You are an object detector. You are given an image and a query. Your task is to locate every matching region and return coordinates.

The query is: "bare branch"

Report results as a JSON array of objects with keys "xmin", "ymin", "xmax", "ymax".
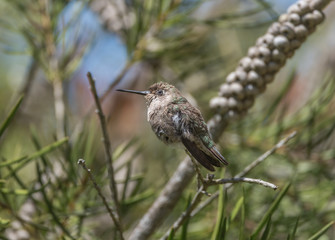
[
  {"xmin": 206, "ymin": 177, "xmax": 278, "ymax": 190},
  {"xmin": 232, "ymin": 131, "xmax": 297, "ymax": 180},
  {"xmin": 87, "ymin": 72, "xmax": 121, "ymax": 219}
]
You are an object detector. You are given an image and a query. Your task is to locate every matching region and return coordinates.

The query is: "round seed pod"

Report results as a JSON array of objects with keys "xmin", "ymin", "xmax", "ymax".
[
  {"xmin": 267, "ymin": 61, "xmax": 281, "ymax": 73},
  {"xmin": 226, "ymin": 72, "xmax": 237, "ymax": 83},
  {"xmin": 288, "ymin": 1, "xmax": 310, "ymax": 15},
  {"xmin": 256, "ymin": 37, "xmax": 265, "ymax": 47},
  {"xmin": 273, "ymin": 35, "xmax": 290, "ymax": 52},
  {"xmin": 285, "ymin": 50, "xmax": 294, "ymax": 58},
  {"xmin": 248, "ymin": 46, "xmax": 259, "ymax": 58},
  {"xmin": 279, "ymin": 13, "xmax": 289, "ymax": 23},
  {"xmin": 227, "ymin": 97, "xmax": 239, "ymax": 108},
  {"xmin": 235, "ymin": 69, "xmax": 248, "ymax": 85},
  {"xmin": 228, "ymin": 97, "xmax": 243, "ymax": 111},
  {"xmin": 287, "ymin": 4, "xmax": 301, "ymax": 14},
  {"xmin": 290, "ymin": 39, "xmax": 302, "ymax": 50},
  {"xmin": 230, "ymin": 82, "xmax": 245, "ymax": 99},
  {"xmin": 271, "ymin": 49, "xmax": 286, "ymax": 64},
  {"xmin": 227, "ymin": 110, "xmax": 240, "ymax": 120},
  {"xmin": 245, "ymin": 84, "xmax": 259, "ymax": 97},
  {"xmin": 281, "ymin": 22, "xmax": 296, "ymax": 40},
  {"xmin": 288, "ymin": 13, "xmax": 301, "ymax": 25},
  {"xmin": 268, "ymin": 22, "xmax": 281, "ymax": 35},
  {"xmin": 301, "ymin": 13, "xmax": 317, "ymax": 28},
  {"xmin": 258, "ymin": 46, "xmax": 272, "ymax": 62},
  {"xmin": 261, "ymin": 34, "xmax": 275, "ymax": 49},
  {"xmin": 247, "ymin": 71, "xmax": 262, "ymax": 84},
  {"xmin": 296, "ymin": 0, "xmax": 310, "ymax": 14},
  {"xmin": 220, "ymin": 83, "xmax": 232, "ymax": 97},
  {"xmin": 252, "ymin": 58, "xmax": 267, "ymax": 75},
  {"xmin": 254, "ymin": 78, "xmax": 265, "ymax": 88},
  {"xmin": 209, "ymin": 97, "xmax": 229, "ymax": 113},
  {"xmin": 239, "ymin": 57, "xmax": 253, "ymax": 71},
  {"xmin": 242, "ymin": 97, "xmax": 254, "ymax": 109},
  {"xmin": 309, "ymin": 0, "xmax": 327, "ymax": 10},
  {"xmin": 294, "ymin": 24, "xmax": 308, "ymax": 40},
  {"xmin": 311, "ymin": 10, "xmax": 324, "ymax": 24},
  {"xmin": 264, "ymin": 74, "xmax": 275, "ymax": 83}
]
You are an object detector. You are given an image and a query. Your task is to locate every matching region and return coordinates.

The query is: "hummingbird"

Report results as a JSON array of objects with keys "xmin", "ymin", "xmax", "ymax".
[{"xmin": 117, "ymin": 82, "xmax": 228, "ymax": 171}]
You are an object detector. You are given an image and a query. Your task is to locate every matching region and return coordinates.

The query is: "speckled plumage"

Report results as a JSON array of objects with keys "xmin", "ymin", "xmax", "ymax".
[{"xmin": 117, "ymin": 82, "xmax": 228, "ymax": 171}]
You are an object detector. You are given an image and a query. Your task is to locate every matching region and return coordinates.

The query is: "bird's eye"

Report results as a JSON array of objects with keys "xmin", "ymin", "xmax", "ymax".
[{"xmin": 157, "ymin": 90, "xmax": 164, "ymax": 96}]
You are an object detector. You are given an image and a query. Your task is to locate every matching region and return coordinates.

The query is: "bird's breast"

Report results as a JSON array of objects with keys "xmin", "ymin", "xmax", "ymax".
[{"xmin": 147, "ymin": 104, "xmax": 181, "ymax": 145}]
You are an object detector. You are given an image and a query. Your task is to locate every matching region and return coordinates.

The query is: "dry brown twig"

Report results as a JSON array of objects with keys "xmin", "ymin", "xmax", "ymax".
[{"xmin": 86, "ymin": 72, "xmax": 121, "ymax": 222}]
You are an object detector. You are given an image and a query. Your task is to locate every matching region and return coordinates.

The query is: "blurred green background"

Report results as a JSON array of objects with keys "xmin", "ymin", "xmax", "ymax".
[{"xmin": 0, "ymin": 0, "xmax": 334, "ymax": 239}]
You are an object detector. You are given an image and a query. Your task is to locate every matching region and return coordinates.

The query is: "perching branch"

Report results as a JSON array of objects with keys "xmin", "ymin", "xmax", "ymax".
[
  {"xmin": 160, "ymin": 175, "xmax": 277, "ymax": 240},
  {"xmin": 77, "ymin": 159, "xmax": 124, "ymax": 240},
  {"xmin": 205, "ymin": 177, "xmax": 278, "ymax": 190},
  {"xmin": 86, "ymin": 72, "xmax": 121, "ymax": 220},
  {"xmin": 191, "ymin": 131, "xmax": 297, "ymax": 217}
]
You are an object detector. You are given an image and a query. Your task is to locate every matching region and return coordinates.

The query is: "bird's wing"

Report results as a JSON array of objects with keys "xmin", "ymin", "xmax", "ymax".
[
  {"xmin": 182, "ymin": 137, "xmax": 218, "ymax": 171},
  {"xmin": 190, "ymin": 114, "xmax": 228, "ymax": 166}
]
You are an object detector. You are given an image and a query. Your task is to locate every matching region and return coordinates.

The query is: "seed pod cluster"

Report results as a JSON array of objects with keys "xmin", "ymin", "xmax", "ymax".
[
  {"xmin": 90, "ymin": 0, "xmax": 134, "ymax": 33},
  {"xmin": 210, "ymin": 0, "xmax": 325, "ymax": 121}
]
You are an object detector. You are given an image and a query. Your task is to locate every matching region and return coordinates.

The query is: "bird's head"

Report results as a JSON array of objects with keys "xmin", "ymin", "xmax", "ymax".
[{"xmin": 117, "ymin": 82, "xmax": 182, "ymax": 106}]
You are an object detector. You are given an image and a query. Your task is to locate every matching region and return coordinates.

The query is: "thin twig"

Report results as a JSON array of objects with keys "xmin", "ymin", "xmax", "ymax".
[
  {"xmin": 87, "ymin": 72, "xmax": 121, "ymax": 218},
  {"xmin": 232, "ymin": 131, "xmax": 297, "ymax": 180},
  {"xmin": 77, "ymin": 159, "xmax": 124, "ymax": 240},
  {"xmin": 205, "ymin": 177, "xmax": 278, "ymax": 190},
  {"xmin": 191, "ymin": 131, "xmax": 297, "ymax": 217},
  {"xmin": 71, "ymin": 61, "xmax": 133, "ymax": 145}
]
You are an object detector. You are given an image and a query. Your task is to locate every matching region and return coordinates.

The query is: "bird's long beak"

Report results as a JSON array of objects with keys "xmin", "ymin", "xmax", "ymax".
[{"xmin": 116, "ymin": 89, "xmax": 149, "ymax": 95}]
